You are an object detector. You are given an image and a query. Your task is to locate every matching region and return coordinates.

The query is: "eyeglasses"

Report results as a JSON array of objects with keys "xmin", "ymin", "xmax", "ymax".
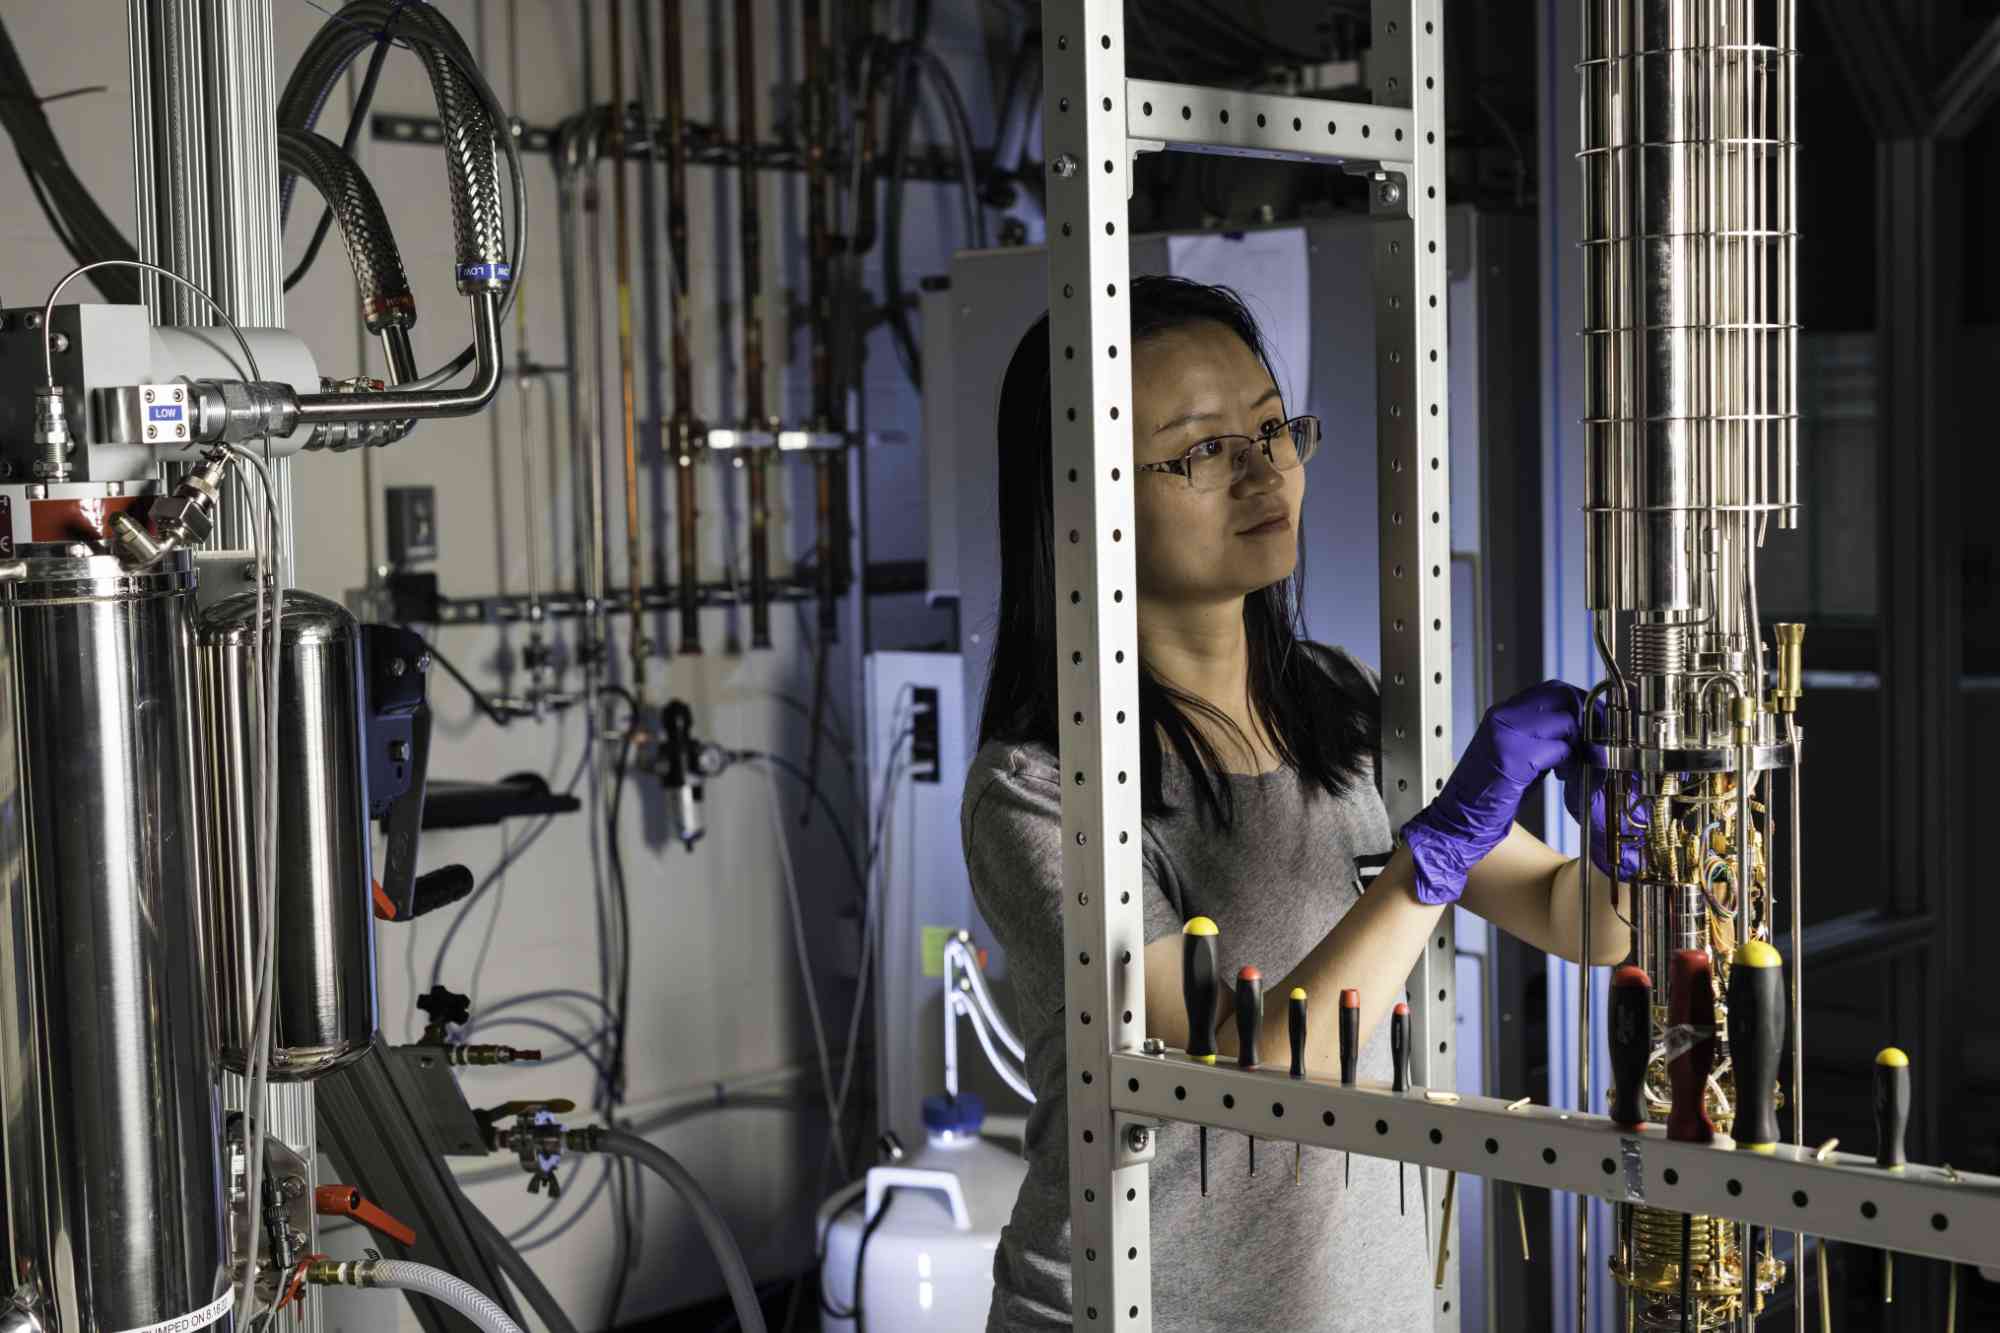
[{"xmin": 1134, "ymin": 415, "xmax": 1321, "ymax": 493}]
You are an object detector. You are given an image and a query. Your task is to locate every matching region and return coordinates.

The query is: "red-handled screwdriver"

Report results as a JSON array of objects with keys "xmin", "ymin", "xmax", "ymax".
[
  {"xmin": 1608, "ymin": 965, "xmax": 1652, "ymax": 1130},
  {"xmin": 1235, "ymin": 966, "xmax": 1263, "ymax": 1176},
  {"xmin": 1666, "ymin": 949, "xmax": 1715, "ymax": 1333},
  {"xmin": 1288, "ymin": 987, "xmax": 1307, "ymax": 1183},
  {"xmin": 1340, "ymin": 988, "xmax": 1359, "ymax": 1189}
]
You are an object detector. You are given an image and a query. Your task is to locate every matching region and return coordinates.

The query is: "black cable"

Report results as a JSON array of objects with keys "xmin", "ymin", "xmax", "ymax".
[
  {"xmin": 737, "ymin": 751, "xmax": 866, "ymax": 894},
  {"xmin": 409, "ymin": 631, "xmax": 516, "ymax": 727},
  {"xmin": 19, "ymin": 159, "xmax": 82, "ymax": 260},
  {"xmin": 604, "ymin": 725, "xmax": 638, "ymax": 1106},
  {"xmin": 285, "ymin": 17, "xmax": 397, "ymax": 291},
  {"xmin": 881, "ymin": 38, "xmax": 923, "ymax": 389},
  {"xmin": 0, "ymin": 13, "xmax": 140, "ymax": 304},
  {"xmin": 851, "ymin": 1188, "xmax": 897, "ymax": 1333},
  {"xmin": 815, "ymin": 1191, "xmax": 866, "ymax": 1320},
  {"xmin": 910, "ymin": 47, "xmax": 985, "ymax": 247}
]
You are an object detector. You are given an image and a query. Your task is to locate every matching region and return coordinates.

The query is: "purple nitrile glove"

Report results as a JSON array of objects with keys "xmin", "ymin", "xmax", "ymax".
[
  {"xmin": 1401, "ymin": 681, "xmax": 1587, "ymax": 905},
  {"xmin": 1557, "ymin": 707, "xmax": 1650, "ymax": 880}
]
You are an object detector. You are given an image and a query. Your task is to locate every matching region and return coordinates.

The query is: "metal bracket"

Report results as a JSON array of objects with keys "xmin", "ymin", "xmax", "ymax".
[{"xmin": 1115, "ymin": 1117, "xmax": 1161, "ymax": 1168}]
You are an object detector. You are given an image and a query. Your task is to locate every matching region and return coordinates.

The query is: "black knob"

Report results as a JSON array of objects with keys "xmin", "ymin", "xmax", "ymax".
[{"xmin": 417, "ymin": 985, "xmax": 472, "ymax": 1028}]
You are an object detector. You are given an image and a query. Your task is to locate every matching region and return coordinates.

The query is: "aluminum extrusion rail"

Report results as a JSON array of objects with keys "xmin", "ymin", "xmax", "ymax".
[{"xmin": 1112, "ymin": 1050, "xmax": 1999, "ymax": 1269}]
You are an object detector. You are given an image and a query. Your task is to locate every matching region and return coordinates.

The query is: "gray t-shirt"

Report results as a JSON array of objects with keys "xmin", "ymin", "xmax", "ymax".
[{"xmin": 962, "ymin": 684, "xmax": 1433, "ymax": 1331}]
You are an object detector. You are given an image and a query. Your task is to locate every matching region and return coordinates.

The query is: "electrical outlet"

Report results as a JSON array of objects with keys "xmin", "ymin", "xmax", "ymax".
[
  {"xmin": 910, "ymin": 686, "xmax": 941, "ymax": 783},
  {"xmin": 386, "ymin": 486, "xmax": 439, "ymax": 567}
]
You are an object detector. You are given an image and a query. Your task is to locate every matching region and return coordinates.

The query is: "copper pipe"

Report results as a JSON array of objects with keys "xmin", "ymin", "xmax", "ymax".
[
  {"xmin": 607, "ymin": 0, "xmax": 646, "ymax": 696},
  {"xmin": 802, "ymin": 0, "xmax": 832, "ymax": 424},
  {"xmin": 663, "ymin": 0, "xmax": 701, "ymax": 654},
  {"xmin": 736, "ymin": 0, "xmax": 772, "ymax": 649},
  {"xmin": 803, "ymin": 0, "xmax": 837, "ymax": 647}
]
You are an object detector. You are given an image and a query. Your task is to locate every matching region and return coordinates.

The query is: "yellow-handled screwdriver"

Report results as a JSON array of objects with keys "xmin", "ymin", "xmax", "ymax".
[
  {"xmin": 1182, "ymin": 917, "xmax": 1220, "ymax": 1197},
  {"xmin": 1875, "ymin": 1046, "xmax": 1909, "ymax": 1304}
]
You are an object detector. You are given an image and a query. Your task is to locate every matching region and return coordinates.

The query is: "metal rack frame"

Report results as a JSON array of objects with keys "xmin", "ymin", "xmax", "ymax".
[{"xmin": 1042, "ymin": 2, "xmax": 2000, "ymax": 1329}]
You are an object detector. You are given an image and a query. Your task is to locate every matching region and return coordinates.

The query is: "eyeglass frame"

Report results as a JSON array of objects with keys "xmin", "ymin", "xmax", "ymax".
[{"xmin": 1132, "ymin": 414, "xmax": 1322, "ymax": 491}]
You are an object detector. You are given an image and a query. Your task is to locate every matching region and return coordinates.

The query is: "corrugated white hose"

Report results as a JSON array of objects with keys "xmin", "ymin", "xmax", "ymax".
[
  {"xmin": 594, "ymin": 1130, "xmax": 767, "ymax": 1333},
  {"xmin": 334, "ymin": 1259, "xmax": 525, "ymax": 1333}
]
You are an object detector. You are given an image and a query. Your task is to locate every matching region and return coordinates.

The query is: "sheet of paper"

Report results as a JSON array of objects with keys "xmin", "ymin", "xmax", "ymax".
[{"xmin": 1166, "ymin": 227, "xmax": 1312, "ymax": 413}]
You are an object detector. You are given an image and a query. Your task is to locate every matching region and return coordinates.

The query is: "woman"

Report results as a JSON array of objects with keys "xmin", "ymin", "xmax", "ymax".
[{"xmin": 962, "ymin": 276, "xmax": 1631, "ymax": 1331}]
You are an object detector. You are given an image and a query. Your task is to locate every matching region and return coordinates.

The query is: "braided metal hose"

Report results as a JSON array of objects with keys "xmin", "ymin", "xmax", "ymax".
[
  {"xmin": 276, "ymin": 128, "xmax": 413, "ymax": 333},
  {"xmin": 278, "ymin": 1, "xmax": 509, "ymax": 295}
]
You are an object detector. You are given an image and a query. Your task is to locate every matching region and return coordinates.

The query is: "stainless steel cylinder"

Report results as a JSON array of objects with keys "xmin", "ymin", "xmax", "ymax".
[
  {"xmin": 198, "ymin": 591, "xmax": 376, "ymax": 1081},
  {"xmin": 0, "ymin": 547, "xmax": 231, "ymax": 1333}
]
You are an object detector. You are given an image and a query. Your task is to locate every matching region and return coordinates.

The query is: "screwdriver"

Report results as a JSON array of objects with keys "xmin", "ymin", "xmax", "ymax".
[
  {"xmin": 1340, "ymin": 988, "xmax": 1360, "ymax": 1188},
  {"xmin": 1874, "ymin": 1046, "xmax": 1909, "ymax": 1304},
  {"xmin": 1392, "ymin": 1000, "xmax": 1410, "ymax": 1215},
  {"xmin": 1726, "ymin": 939, "xmax": 1785, "ymax": 1152},
  {"xmin": 1235, "ymin": 966, "xmax": 1263, "ymax": 1176},
  {"xmin": 1288, "ymin": 987, "xmax": 1307, "ymax": 1183},
  {"xmin": 1182, "ymin": 916, "xmax": 1221, "ymax": 1197},
  {"xmin": 1608, "ymin": 965, "xmax": 1651, "ymax": 1129},
  {"xmin": 1665, "ymin": 949, "xmax": 1717, "ymax": 1145},
  {"xmin": 1667, "ymin": 950, "xmax": 1714, "ymax": 1333}
]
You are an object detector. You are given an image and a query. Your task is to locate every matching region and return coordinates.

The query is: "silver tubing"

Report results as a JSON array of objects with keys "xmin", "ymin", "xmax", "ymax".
[
  {"xmin": 1790, "ymin": 713, "xmax": 1805, "ymax": 1333},
  {"xmin": 294, "ymin": 294, "xmax": 504, "ymax": 422},
  {"xmin": 1578, "ymin": 678, "xmax": 1614, "ymax": 1333}
]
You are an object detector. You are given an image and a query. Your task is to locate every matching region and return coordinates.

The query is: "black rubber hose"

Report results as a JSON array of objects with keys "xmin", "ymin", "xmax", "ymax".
[
  {"xmin": 276, "ymin": 128, "xmax": 415, "ymax": 334},
  {"xmin": 463, "ymin": 1205, "xmax": 581, "ymax": 1333}
]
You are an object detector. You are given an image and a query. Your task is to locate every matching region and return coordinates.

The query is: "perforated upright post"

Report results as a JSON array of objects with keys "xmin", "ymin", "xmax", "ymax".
[
  {"xmin": 1043, "ymin": 1, "xmax": 1457, "ymax": 1328},
  {"xmin": 1043, "ymin": 7, "xmax": 1154, "ymax": 1327}
]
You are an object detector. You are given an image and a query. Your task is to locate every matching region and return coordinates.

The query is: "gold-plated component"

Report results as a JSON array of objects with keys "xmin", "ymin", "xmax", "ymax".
[
  {"xmin": 1434, "ymin": 1170, "xmax": 1457, "ymax": 1288},
  {"xmin": 1773, "ymin": 623, "xmax": 1806, "ymax": 712},
  {"xmin": 1611, "ymin": 1205, "xmax": 1785, "ymax": 1330},
  {"xmin": 1731, "ymin": 693, "xmax": 1756, "ymax": 743}
]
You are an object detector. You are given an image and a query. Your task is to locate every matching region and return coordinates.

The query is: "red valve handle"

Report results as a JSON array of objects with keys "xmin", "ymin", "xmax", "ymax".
[{"xmin": 314, "ymin": 1184, "xmax": 417, "ymax": 1247}]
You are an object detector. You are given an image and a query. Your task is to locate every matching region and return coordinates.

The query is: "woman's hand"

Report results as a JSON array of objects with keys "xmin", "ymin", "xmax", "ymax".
[
  {"xmin": 1401, "ymin": 681, "xmax": 1585, "ymax": 904},
  {"xmin": 1559, "ymin": 745, "xmax": 1649, "ymax": 880}
]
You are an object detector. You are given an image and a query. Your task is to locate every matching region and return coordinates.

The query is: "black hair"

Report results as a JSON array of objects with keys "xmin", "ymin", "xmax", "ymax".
[{"xmin": 976, "ymin": 274, "xmax": 1378, "ymax": 827}]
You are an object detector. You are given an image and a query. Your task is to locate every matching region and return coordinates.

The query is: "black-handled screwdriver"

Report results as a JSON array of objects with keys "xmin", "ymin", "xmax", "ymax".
[
  {"xmin": 1726, "ymin": 940, "xmax": 1785, "ymax": 1152},
  {"xmin": 1392, "ymin": 1000, "xmax": 1410, "ymax": 1215},
  {"xmin": 1288, "ymin": 987, "xmax": 1307, "ymax": 1183},
  {"xmin": 1340, "ymin": 988, "xmax": 1359, "ymax": 1189},
  {"xmin": 1875, "ymin": 1046, "xmax": 1910, "ymax": 1304},
  {"xmin": 1609, "ymin": 965, "xmax": 1651, "ymax": 1130},
  {"xmin": 1182, "ymin": 917, "xmax": 1220, "ymax": 1197},
  {"xmin": 1235, "ymin": 966, "xmax": 1263, "ymax": 1176}
]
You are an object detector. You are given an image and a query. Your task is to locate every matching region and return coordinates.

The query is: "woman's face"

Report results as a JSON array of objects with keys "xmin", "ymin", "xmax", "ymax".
[{"xmin": 1129, "ymin": 320, "xmax": 1303, "ymax": 606}]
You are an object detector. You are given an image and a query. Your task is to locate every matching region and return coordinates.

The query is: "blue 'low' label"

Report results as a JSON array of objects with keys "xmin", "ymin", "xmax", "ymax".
[
  {"xmin": 147, "ymin": 404, "xmax": 184, "ymax": 422},
  {"xmin": 457, "ymin": 262, "xmax": 513, "ymax": 282}
]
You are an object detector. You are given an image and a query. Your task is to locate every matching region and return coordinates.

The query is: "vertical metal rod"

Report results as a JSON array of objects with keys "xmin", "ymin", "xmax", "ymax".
[
  {"xmin": 509, "ymin": 0, "xmax": 543, "ymax": 639},
  {"xmin": 662, "ymin": 0, "xmax": 702, "ymax": 654},
  {"xmin": 632, "ymin": 0, "xmax": 668, "ymax": 659},
  {"xmin": 736, "ymin": 0, "xmax": 773, "ymax": 649},
  {"xmin": 1740, "ymin": 1222, "xmax": 1754, "ymax": 1332},
  {"xmin": 802, "ymin": 0, "xmax": 839, "ymax": 664},
  {"xmin": 1789, "ymin": 715, "xmax": 1804, "ymax": 1333},
  {"xmin": 1579, "ymin": 730, "xmax": 1596, "ymax": 1333},
  {"xmin": 585, "ymin": 129, "xmax": 612, "ymax": 671},
  {"xmin": 607, "ymin": 0, "xmax": 647, "ymax": 700}
]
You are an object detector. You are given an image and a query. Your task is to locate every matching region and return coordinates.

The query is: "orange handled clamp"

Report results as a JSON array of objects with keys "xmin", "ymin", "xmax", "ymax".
[{"xmin": 314, "ymin": 1185, "xmax": 416, "ymax": 1247}]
